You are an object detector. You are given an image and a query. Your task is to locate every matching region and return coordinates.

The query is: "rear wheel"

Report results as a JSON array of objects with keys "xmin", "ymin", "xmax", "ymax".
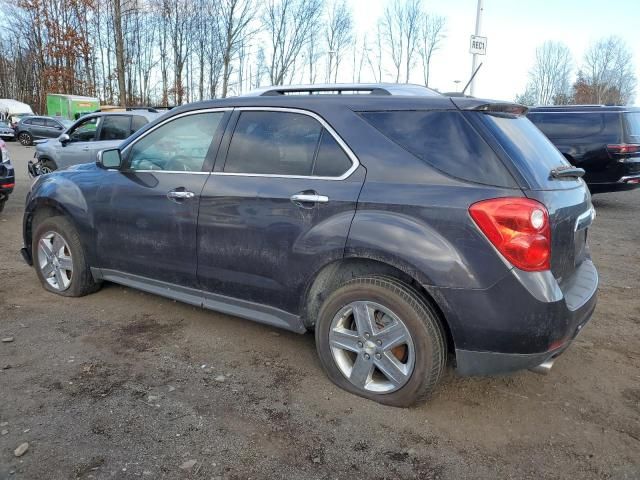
[
  {"xmin": 0, "ymin": 199, "xmax": 5, "ymax": 213},
  {"xmin": 18, "ymin": 132, "xmax": 33, "ymax": 146},
  {"xmin": 315, "ymin": 276, "xmax": 446, "ymax": 407},
  {"xmin": 32, "ymin": 215, "xmax": 101, "ymax": 297}
]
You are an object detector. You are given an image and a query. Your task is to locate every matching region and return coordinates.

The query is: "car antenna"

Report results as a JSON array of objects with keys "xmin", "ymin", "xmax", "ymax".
[{"xmin": 461, "ymin": 62, "xmax": 483, "ymax": 96}]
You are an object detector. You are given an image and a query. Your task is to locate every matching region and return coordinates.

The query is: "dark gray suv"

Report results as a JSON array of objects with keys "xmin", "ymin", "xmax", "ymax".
[
  {"xmin": 21, "ymin": 84, "xmax": 598, "ymax": 406},
  {"xmin": 15, "ymin": 116, "xmax": 73, "ymax": 146}
]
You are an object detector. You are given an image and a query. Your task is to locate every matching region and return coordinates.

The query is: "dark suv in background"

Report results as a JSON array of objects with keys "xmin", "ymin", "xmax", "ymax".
[
  {"xmin": 21, "ymin": 84, "xmax": 598, "ymax": 406},
  {"xmin": 15, "ymin": 116, "xmax": 74, "ymax": 146},
  {"xmin": 528, "ymin": 105, "xmax": 640, "ymax": 193}
]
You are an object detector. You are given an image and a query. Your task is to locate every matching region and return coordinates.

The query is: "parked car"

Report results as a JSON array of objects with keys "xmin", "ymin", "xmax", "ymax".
[
  {"xmin": 21, "ymin": 84, "xmax": 598, "ymax": 406},
  {"xmin": 29, "ymin": 110, "xmax": 160, "ymax": 176},
  {"xmin": 0, "ymin": 138, "xmax": 15, "ymax": 212},
  {"xmin": 15, "ymin": 116, "xmax": 73, "ymax": 146},
  {"xmin": 528, "ymin": 105, "xmax": 640, "ymax": 193},
  {"xmin": 0, "ymin": 120, "xmax": 15, "ymax": 141}
]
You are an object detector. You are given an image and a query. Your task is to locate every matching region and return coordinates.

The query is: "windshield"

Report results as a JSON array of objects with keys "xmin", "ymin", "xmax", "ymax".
[
  {"xmin": 625, "ymin": 112, "xmax": 640, "ymax": 139},
  {"xmin": 478, "ymin": 113, "xmax": 575, "ymax": 190}
]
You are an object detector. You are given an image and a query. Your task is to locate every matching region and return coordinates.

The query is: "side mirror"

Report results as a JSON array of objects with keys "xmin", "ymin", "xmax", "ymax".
[
  {"xmin": 97, "ymin": 148, "xmax": 122, "ymax": 170},
  {"xmin": 59, "ymin": 133, "xmax": 70, "ymax": 145}
]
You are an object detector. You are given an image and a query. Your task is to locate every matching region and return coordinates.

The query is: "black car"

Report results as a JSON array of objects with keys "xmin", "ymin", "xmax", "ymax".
[
  {"xmin": 0, "ymin": 138, "xmax": 15, "ymax": 212},
  {"xmin": 528, "ymin": 105, "xmax": 640, "ymax": 193},
  {"xmin": 21, "ymin": 84, "xmax": 598, "ymax": 406},
  {"xmin": 15, "ymin": 116, "xmax": 74, "ymax": 146}
]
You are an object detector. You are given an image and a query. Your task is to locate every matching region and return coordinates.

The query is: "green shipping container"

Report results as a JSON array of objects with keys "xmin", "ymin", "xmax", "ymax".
[{"xmin": 46, "ymin": 94, "xmax": 100, "ymax": 120}]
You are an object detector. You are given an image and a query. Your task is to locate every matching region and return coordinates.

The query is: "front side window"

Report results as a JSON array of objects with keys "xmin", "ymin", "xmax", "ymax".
[
  {"xmin": 131, "ymin": 115, "xmax": 148, "ymax": 135},
  {"xmin": 31, "ymin": 118, "xmax": 45, "ymax": 127},
  {"xmin": 127, "ymin": 112, "xmax": 224, "ymax": 172},
  {"xmin": 99, "ymin": 115, "xmax": 131, "ymax": 141},
  {"xmin": 45, "ymin": 119, "xmax": 63, "ymax": 129},
  {"xmin": 224, "ymin": 111, "xmax": 353, "ymax": 177},
  {"xmin": 69, "ymin": 117, "xmax": 100, "ymax": 142}
]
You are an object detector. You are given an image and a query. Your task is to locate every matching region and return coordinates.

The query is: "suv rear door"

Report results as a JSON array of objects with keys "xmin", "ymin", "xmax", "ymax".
[
  {"xmin": 473, "ymin": 112, "xmax": 595, "ymax": 294},
  {"xmin": 196, "ymin": 108, "xmax": 365, "ymax": 318}
]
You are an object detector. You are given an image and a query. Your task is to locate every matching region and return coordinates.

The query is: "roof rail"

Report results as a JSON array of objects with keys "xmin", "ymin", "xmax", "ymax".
[
  {"xmin": 242, "ymin": 83, "xmax": 441, "ymax": 97},
  {"xmin": 126, "ymin": 106, "xmax": 159, "ymax": 113}
]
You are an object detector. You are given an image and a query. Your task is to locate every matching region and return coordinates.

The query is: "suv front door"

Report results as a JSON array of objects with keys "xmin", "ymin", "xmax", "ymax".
[
  {"xmin": 197, "ymin": 108, "xmax": 365, "ymax": 317},
  {"xmin": 62, "ymin": 116, "xmax": 102, "ymax": 166},
  {"xmin": 94, "ymin": 110, "xmax": 229, "ymax": 288}
]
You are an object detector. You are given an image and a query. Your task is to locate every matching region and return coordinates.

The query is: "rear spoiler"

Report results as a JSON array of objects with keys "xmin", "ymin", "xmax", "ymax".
[{"xmin": 450, "ymin": 98, "xmax": 528, "ymax": 116}]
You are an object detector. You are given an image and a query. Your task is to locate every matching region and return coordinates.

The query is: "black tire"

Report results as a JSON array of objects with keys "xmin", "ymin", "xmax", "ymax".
[
  {"xmin": 0, "ymin": 199, "xmax": 5, "ymax": 213},
  {"xmin": 39, "ymin": 159, "xmax": 57, "ymax": 174},
  {"xmin": 18, "ymin": 132, "xmax": 33, "ymax": 146},
  {"xmin": 315, "ymin": 276, "xmax": 447, "ymax": 407},
  {"xmin": 32, "ymin": 215, "xmax": 101, "ymax": 297}
]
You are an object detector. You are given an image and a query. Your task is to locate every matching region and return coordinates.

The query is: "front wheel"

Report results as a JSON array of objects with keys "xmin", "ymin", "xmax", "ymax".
[
  {"xmin": 315, "ymin": 276, "xmax": 447, "ymax": 407},
  {"xmin": 32, "ymin": 215, "xmax": 101, "ymax": 297},
  {"xmin": 18, "ymin": 132, "xmax": 33, "ymax": 146}
]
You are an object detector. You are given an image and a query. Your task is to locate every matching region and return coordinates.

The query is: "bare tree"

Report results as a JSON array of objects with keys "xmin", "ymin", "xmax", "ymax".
[
  {"xmin": 582, "ymin": 36, "xmax": 636, "ymax": 105},
  {"xmin": 403, "ymin": 0, "xmax": 421, "ymax": 83},
  {"xmin": 263, "ymin": 0, "xmax": 324, "ymax": 85},
  {"xmin": 366, "ymin": 22, "xmax": 384, "ymax": 82},
  {"xmin": 518, "ymin": 41, "xmax": 572, "ymax": 105},
  {"xmin": 417, "ymin": 14, "xmax": 446, "ymax": 87},
  {"xmin": 380, "ymin": 0, "xmax": 404, "ymax": 82},
  {"xmin": 216, "ymin": 0, "xmax": 256, "ymax": 98},
  {"xmin": 325, "ymin": 0, "xmax": 352, "ymax": 83}
]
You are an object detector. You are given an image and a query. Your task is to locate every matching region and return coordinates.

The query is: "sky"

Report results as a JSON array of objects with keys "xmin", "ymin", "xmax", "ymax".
[{"xmin": 347, "ymin": 0, "xmax": 640, "ymax": 104}]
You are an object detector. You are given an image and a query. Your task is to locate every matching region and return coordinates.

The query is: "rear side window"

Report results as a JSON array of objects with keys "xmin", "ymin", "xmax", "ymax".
[
  {"xmin": 99, "ymin": 116, "xmax": 131, "ymax": 141},
  {"xmin": 527, "ymin": 113, "xmax": 606, "ymax": 139},
  {"xmin": 131, "ymin": 115, "xmax": 148, "ymax": 135},
  {"xmin": 225, "ymin": 111, "xmax": 352, "ymax": 177},
  {"xmin": 624, "ymin": 112, "xmax": 640, "ymax": 140},
  {"xmin": 479, "ymin": 113, "xmax": 571, "ymax": 189},
  {"xmin": 360, "ymin": 110, "xmax": 514, "ymax": 186}
]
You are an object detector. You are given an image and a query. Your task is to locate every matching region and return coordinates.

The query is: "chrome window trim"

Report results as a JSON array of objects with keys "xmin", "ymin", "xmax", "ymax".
[
  {"xmin": 121, "ymin": 106, "xmax": 360, "ymax": 180},
  {"xmin": 215, "ymin": 106, "xmax": 360, "ymax": 181}
]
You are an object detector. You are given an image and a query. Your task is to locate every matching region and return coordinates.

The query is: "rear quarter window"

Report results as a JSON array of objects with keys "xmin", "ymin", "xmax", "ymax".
[
  {"xmin": 360, "ymin": 110, "xmax": 515, "ymax": 187},
  {"xmin": 624, "ymin": 112, "xmax": 640, "ymax": 141}
]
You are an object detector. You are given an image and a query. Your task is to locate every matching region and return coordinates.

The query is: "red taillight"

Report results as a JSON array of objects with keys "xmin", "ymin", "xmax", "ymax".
[
  {"xmin": 607, "ymin": 144, "xmax": 640, "ymax": 155},
  {"xmin": 469, "ymin": 198, "xmax": 551, "ymax": 272},
  {"xmin": 0, "ymin": 183, "xmax": 14, "ymax": 189}
]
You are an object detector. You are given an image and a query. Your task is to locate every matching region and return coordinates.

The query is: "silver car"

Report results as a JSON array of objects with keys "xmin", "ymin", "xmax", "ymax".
[{"xmin": 29, "ymin": 110, "xmax": 160, "ymax": 175}]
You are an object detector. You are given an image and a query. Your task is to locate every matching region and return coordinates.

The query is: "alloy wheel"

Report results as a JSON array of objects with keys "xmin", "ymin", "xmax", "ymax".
[
  {"xmin": 329, "ymin": 301, "xmax": 415, "ymax": 394},
  {"xmin": 37, "ymin": 231, "xmax": 73, "ymax": 291}
]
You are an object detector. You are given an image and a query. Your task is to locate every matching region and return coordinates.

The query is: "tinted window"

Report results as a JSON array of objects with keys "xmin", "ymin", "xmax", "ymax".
[
  {"xmin": 31, "ymin": 118, "xmax": 45, "ymax": 126},
  {"xmin": 313, "ymin": 130, "xmax": 352, "ymax": 177},
  {"xmin": 69, "ymin": 117, "xmax": 100, "ymax": 142},
  {"xmin": 624, "ymin": 112, "xmax": 640, "ymax": 139},
  {"xmin": 361, "ymin": 110, "xmax": 513, "ymax": 186},
  {"xmin": 99, "ymin": 115, "xmax": 131, "ymax": 141},
  {"xmin": 528, "ymin": 113, "xmax": 605, "ymax": 139},
  {"xmin": 128, "ymin": 112, "xmax": 223, "ymax": 172},
  {"xmin": 479, "ymin": 113, "xmax": 572, "ymax": 189},
  {"xmin": 131, "ymin": 115, "xmax": 148, "ymax": 135},
  {"xmin": 45, "ymin": 119, "xmax": 62, "ymax": 128},
  {"xmin": 224, "ymin": 111, "xmax": 322, "ymax": 176},
  {"xmin": 22, "ymin": 119, "xmax": 33, "ymax": 125}
]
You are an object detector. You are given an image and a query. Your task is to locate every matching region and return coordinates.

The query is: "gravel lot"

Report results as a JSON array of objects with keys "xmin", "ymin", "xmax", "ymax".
[{"xmin": 1, "ymin": 141, "xmax": 639, "ymax": 479}]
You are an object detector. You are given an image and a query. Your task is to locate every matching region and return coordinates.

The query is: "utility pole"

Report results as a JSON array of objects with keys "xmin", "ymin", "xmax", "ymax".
[{"xmin": 469, "ymin": 0, "xmax": 484, "ymax": 97}]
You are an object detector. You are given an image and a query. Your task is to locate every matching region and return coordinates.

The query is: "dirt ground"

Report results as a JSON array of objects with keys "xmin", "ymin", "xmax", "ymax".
[{"xmin": 0, "ymin": 141, "xmax": 639, "ymax": 480}]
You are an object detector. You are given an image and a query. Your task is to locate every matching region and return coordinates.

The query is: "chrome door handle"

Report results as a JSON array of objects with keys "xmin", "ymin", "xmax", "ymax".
[
  {"xmin": 290, "ymin": 193, "xmax": 329, "ymax": 204},
  {"xmin": 167, "ymin": 190, "xmax": 195, "ymax": 200}
]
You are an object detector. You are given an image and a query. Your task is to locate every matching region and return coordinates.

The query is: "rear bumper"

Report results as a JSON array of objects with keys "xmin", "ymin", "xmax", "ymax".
[{"xmin": 432, "ymin": 259, "xmax": 598, "ymax": 376}]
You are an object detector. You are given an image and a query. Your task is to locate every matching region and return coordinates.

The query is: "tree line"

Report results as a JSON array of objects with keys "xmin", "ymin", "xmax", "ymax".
[
  {"xmin": 0, "ymin": 0, "xmax": 447, "ymax": 113},
  {"xmin": 517, "ymin": 36, "xmax": 637, "ymax": 106}
]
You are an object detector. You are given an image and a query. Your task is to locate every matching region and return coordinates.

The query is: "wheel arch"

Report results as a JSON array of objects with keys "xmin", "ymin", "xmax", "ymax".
[{"xmin": 301, "ymin": 257, "xmax": 456, "ymax": 355}]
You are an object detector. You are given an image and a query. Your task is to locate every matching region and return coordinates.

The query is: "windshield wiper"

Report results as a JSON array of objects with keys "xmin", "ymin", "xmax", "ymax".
[{"xmin": 550, "ymin": 166, "xmax": 585, "ymax": 180}]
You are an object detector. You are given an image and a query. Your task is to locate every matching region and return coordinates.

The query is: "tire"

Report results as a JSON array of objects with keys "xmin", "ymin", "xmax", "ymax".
[
  {"xmin": 32, "ymin": 215, "xmax": 101, "ymax": 297},
  {"xmin": 0, "ymin": 199, "xmax": 5, "ymax": 213},
  {"xmin": 315, "ymin": 276, "xmax": 446, "ymax": 407},
  {"xmin": 18, "ymin": 132, "xmax": 33, "ymax": 146},
  {"xmin": 39, "ymin": 159, "xmax": 57, "ymax": 174}
]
